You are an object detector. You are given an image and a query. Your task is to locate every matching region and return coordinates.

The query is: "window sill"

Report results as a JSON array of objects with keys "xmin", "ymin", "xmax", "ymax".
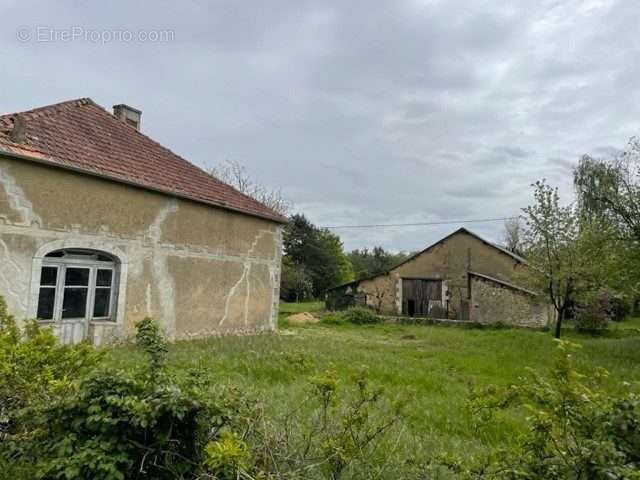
[{"xmin": 90, "ymin": 320, "xmax": 117, "ymax": 325}]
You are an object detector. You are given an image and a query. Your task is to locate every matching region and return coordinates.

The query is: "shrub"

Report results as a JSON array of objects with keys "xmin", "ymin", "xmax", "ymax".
[
  {"xmin": 252, "ymin": 367, "xmax": 409, "ymax": 479},
  {"xmin": 321, "ymin": 312, "xmax": 347, "ymax": 325},
  {"xmin": 342, "ymin": 306, "xmax": 381, "ymax": 325},
  {"xmin": 0, "ymin": 297, "xmax": 102, "ymax": 442},
  {"xmin": 609, "ymin": 296, "xmax": 631, "ymax": 321},
  {"xmin": 436, "ymin": 341, "xmax": 640, "ymax": 479},
  {"xmin": 575, "ymin": 293, "xmax": 613, "ymax": 333},
  {"xmin": 1, "ymin": 312, "xmax": 260, "ymax": 480}
]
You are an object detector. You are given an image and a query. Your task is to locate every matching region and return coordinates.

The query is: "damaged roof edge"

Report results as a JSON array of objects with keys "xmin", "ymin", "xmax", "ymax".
[{"xmin": 0, "ymin": 147, "xmax": 288, "ymax": 225}]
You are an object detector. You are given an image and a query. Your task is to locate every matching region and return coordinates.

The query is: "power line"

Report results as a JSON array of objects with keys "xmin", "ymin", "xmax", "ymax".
[{"xmin": 322, "ymin": 216, "xmax": 519, "ymax": 230}]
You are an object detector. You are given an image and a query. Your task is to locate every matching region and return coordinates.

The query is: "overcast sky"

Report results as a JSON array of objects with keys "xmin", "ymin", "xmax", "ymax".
[{"xmin": 1, "ymin": 0, "xmax": 639, "ymax": 251}]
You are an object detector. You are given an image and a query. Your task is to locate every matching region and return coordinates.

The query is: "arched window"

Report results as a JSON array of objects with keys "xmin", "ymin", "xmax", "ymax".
[{"xmin": 36, "ymin": 249, "xmax": 119, "ymax": 323}]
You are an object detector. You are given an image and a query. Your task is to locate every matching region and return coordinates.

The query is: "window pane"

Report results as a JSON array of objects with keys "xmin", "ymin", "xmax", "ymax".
[
  {"xmin": 65, "ymin": 268, "xmax": 90, "ymax": 286},
  {"xmin": 96, "ymin": 269, "xmax": 113, "ymax": 287},
  {"xmin": 93, "ymin": 288, "xmax": 111, "ymax": 318},
  {"xmin": 40, "ymin": 266, "xmax": 58, "ymax": 286},
  {"xmin": 37, "ymin": 288, "xmax": 56, "ymax": 320},
  {"xmin": 62, "ymin": 288, "xmax": 88, "ymax": 319}
]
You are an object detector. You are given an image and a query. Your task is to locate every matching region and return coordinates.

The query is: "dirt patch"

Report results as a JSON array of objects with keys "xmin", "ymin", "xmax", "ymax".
[{"xmin": 287, "ymin": 312, "xmax": 320, "ymax": 325}]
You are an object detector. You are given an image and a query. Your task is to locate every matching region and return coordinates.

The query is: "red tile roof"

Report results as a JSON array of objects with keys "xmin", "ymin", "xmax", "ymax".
[{"xmin": 0, "ymin": 98, "xmax": 287, "ymax": 223}]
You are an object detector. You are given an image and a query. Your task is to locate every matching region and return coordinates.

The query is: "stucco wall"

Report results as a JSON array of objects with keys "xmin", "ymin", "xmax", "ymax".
[
  {"xmin": 0, "ymin": 155, "xmax": 283, "ymax": 343},
  {"xmin": 469, "ymin": 276, "xmax": 550, "ymax": 328}
]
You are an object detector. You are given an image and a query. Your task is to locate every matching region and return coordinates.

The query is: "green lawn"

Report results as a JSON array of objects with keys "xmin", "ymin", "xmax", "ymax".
[{"xmin": 105, "ymin": 303, "xmax": 640, "ymax": 465}]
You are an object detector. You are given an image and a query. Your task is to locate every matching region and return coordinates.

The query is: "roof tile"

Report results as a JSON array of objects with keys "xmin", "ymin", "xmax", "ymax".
[{"xmin": 0, "ymin": 98, "xmax": 287, "ymax": 223}]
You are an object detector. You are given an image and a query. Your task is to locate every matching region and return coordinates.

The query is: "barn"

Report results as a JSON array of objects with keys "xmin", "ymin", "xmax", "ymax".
[
  {"xmin": 0, "ymin": 98, "xmax": 286, "ymax": 344},
  {"xmin": 326, "ymin": 228, "xmax": 550, "ymax": 328}
]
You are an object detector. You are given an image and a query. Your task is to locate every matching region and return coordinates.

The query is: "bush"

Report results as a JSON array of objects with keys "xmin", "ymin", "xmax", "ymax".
[
  {"xmin": 0, "ymin": 297, "xmax": 102, "ymax": 442},
  {"xmin": 0, "ymin": 312, "xmax": 261, "ymax": 480},
  {"xmin": 321, "ymin": 312, "xmax": 347, "ymax": 325},
  {"xmin": 610, "ymin": 296, "xmax": 631, "ymax": 321},
  {"xmin": 251, "ymin": 367, "xmax": 408, "ymax": 479},
  {"xmin": 435, "ymin": 341, "xmax": 640, "ymax": 479},
  {"xmin": 341, "ymin": 307, "xmax": 381, "ymax": 325},
  {"xmin": 575, "ymin": 293, "xmax": 613, "ymax": 333}
]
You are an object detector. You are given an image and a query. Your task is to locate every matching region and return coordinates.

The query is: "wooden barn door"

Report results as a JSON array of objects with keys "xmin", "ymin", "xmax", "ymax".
[{"xmin": 402, "ymin": 279, "xmax": 442, "ymax": 316}]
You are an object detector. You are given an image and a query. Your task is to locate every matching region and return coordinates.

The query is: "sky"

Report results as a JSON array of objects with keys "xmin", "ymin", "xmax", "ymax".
[{"xmin": 1, "ymin": 0, "xmax": 639, "ymax": 251}]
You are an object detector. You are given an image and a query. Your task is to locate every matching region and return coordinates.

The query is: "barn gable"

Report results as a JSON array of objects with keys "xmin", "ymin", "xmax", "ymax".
[{"xmin": 326, "ymin": 228, "xmax": 550, "ymax": 328}]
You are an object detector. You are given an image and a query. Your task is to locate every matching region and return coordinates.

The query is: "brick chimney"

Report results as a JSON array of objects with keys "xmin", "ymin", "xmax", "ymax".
[
  {"xmin": 113, "ymin": 104, "xmax": 142, "ymax": 130},
  {"xmin": 9, "ymin": 115, "xmax": 27, "ymax": 143}
]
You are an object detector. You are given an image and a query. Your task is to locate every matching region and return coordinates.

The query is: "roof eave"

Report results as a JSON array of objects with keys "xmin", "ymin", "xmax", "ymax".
[{"xmin": 0, "ymin": 147, "xmax": 288, "ymax": 225}]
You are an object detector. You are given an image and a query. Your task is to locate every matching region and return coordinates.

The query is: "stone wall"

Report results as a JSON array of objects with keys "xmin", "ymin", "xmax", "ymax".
[
  {"xmin": 0, "ymin": 154, "xmax": 283, "ymax": 344},
  {"xmin": 469, "ymin": 275, "xmax": 550, "ymax": 328},
  {"xmin": 339, "ymin": 230, "xmax": 527, "ymax": 318}
]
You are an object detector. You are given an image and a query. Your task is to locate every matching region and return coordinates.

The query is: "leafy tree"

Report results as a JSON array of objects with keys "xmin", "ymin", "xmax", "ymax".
[
  {"xmin": 574, "ymin": 137, "xmax": 640, "ymax": 240},
  {"xmin": 574, "ymin": 138, "xmax": 640, "ymax": 305},
  {"xmin": 522, "ymin": 180, "xmax": 582, "ymax": 338},
  {"xmin": 280, "ymin": 257, "xmax": 313, "ymax": 302},
  {"xmin": 282, "ymin": 214, "xmax": 353, "ymax": 299},
  {"xmin": 348, "ymin": 247, "xmax": 410, "ymax": 279}
]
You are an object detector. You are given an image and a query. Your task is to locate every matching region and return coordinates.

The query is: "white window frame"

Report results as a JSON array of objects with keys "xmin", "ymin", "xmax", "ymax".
[{"xmin": 36, "ymin": 251, "xmax": 119, "ymax": 323}]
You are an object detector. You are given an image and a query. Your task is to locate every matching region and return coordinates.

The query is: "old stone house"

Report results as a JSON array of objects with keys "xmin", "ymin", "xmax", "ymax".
[
  {"xmin": 327, "ymin": 228, "xmax": 550, "ymax": 327},
  {"xmin": 0, "ymin": 98, "xmax": 287, "ymax": 345}
]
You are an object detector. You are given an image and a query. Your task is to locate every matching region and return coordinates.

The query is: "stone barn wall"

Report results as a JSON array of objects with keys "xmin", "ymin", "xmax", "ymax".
[{"xmin": 469, "ymin": 274, "xmax": 550, "ymax": 328}]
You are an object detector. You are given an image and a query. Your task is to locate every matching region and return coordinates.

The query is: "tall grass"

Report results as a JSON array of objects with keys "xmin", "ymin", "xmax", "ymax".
[{"xmin": 105, "ymin": 317, "xmax": 640, "ymax": 461}]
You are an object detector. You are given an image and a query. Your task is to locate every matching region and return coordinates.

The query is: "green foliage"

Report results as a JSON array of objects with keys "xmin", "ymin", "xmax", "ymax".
[
  {"xmin": 1, "ymin": 313, "xmax": 255, "ymax": 480},
  {"xmin": 347, "ymin": 247, "xmax": 411, "ymax": 279},
  {"xmin": 321, "ymin": 312, "xmax": 348, "ymax": 325},
  {"xmin": 203, "ymin": 431, "xmax": 252, "ymax": 479},
  {"xmin": 0, "ymin": 297, "xmax": 102, "ymax": 443},
  {"xmin": 253, "ymin": 367, "xmax": 407, "ymax": 479},
  {"xmin": 575, "ymin": 137, "xmax": 640, "ymax": 240},
  {"xmin": 522, "ymin": 180, "xmax": 583, "ymax": 338},
  {"xmin": 441, "ymin": 341, "xmax": 640, "ymax": 479},
  {"xmin": 574, "ymin": 140, "xmax": 640, "ymax": 308},
  {"xmin": 281, "ymin": 214, "xmax": 353, "ymax": 300},
  {"xmin": 280, "ymin": 257, "xmax": 314, "ymax": 302},
  {"xmin": 320, "ymin": 307, "xmax": 380, "ymax": 326},
  {"xmin": 341, "ymin": 307, "xmax": 381, "ymax": 325},
  {"xmin": 135, "ymin": 316, "xmax": 168, "ymax": 373},
  {"xmin": 575, "ymin": 293, "xmax": 613, "ymax": 333}
]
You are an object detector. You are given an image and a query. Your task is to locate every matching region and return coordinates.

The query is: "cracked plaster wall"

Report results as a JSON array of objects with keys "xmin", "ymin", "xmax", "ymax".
[{"xmin": 0, "ymin": 156, "xmax": 282, "ymax": 343}]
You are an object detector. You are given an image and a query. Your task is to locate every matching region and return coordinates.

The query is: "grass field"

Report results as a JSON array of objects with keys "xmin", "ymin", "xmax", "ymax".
[{"xmin": 106, "ymin": 303, "xmax": 640, "ymax": 465}]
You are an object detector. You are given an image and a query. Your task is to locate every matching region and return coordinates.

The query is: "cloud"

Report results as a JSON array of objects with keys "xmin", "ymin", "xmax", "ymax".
[{"xmin": 1, "ymin": 0, "xmax": 639, "ymax": 251}]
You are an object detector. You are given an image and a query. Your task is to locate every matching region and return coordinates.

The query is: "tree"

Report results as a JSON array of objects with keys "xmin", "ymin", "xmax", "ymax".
[
  {"xmin": 574, "ymin": 137, "xmax": 640, "ymax": 306},
  {"xmin": 348, "ymin": 247, "xmax": 410, "ymax": 279},
  {"xmin": 281, "ymin": 214, "xmax": 353, "ymax": 299},
  {"xmin": 574, "ymin": 137, "xmax": 640, "ymax": 240},
  {"xmin": 280, "ymin": 257, "xmax": 313, "ymax": 302},
  {"xmin": 502, "ymin": 217, "xmax": 523, "ymax": 254},
  {"xmin": 210, "ymin": 159, "xmax": 290, "ymax": 216},
  {"xmin": 522, "ymin": 180, "xmax": 581, "ymax": 338}
]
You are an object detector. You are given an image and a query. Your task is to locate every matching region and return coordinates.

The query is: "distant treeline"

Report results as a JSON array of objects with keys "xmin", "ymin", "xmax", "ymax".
[{"xmin": 280, "ymin": 214, "xmax": 411, "ymax": 301}]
